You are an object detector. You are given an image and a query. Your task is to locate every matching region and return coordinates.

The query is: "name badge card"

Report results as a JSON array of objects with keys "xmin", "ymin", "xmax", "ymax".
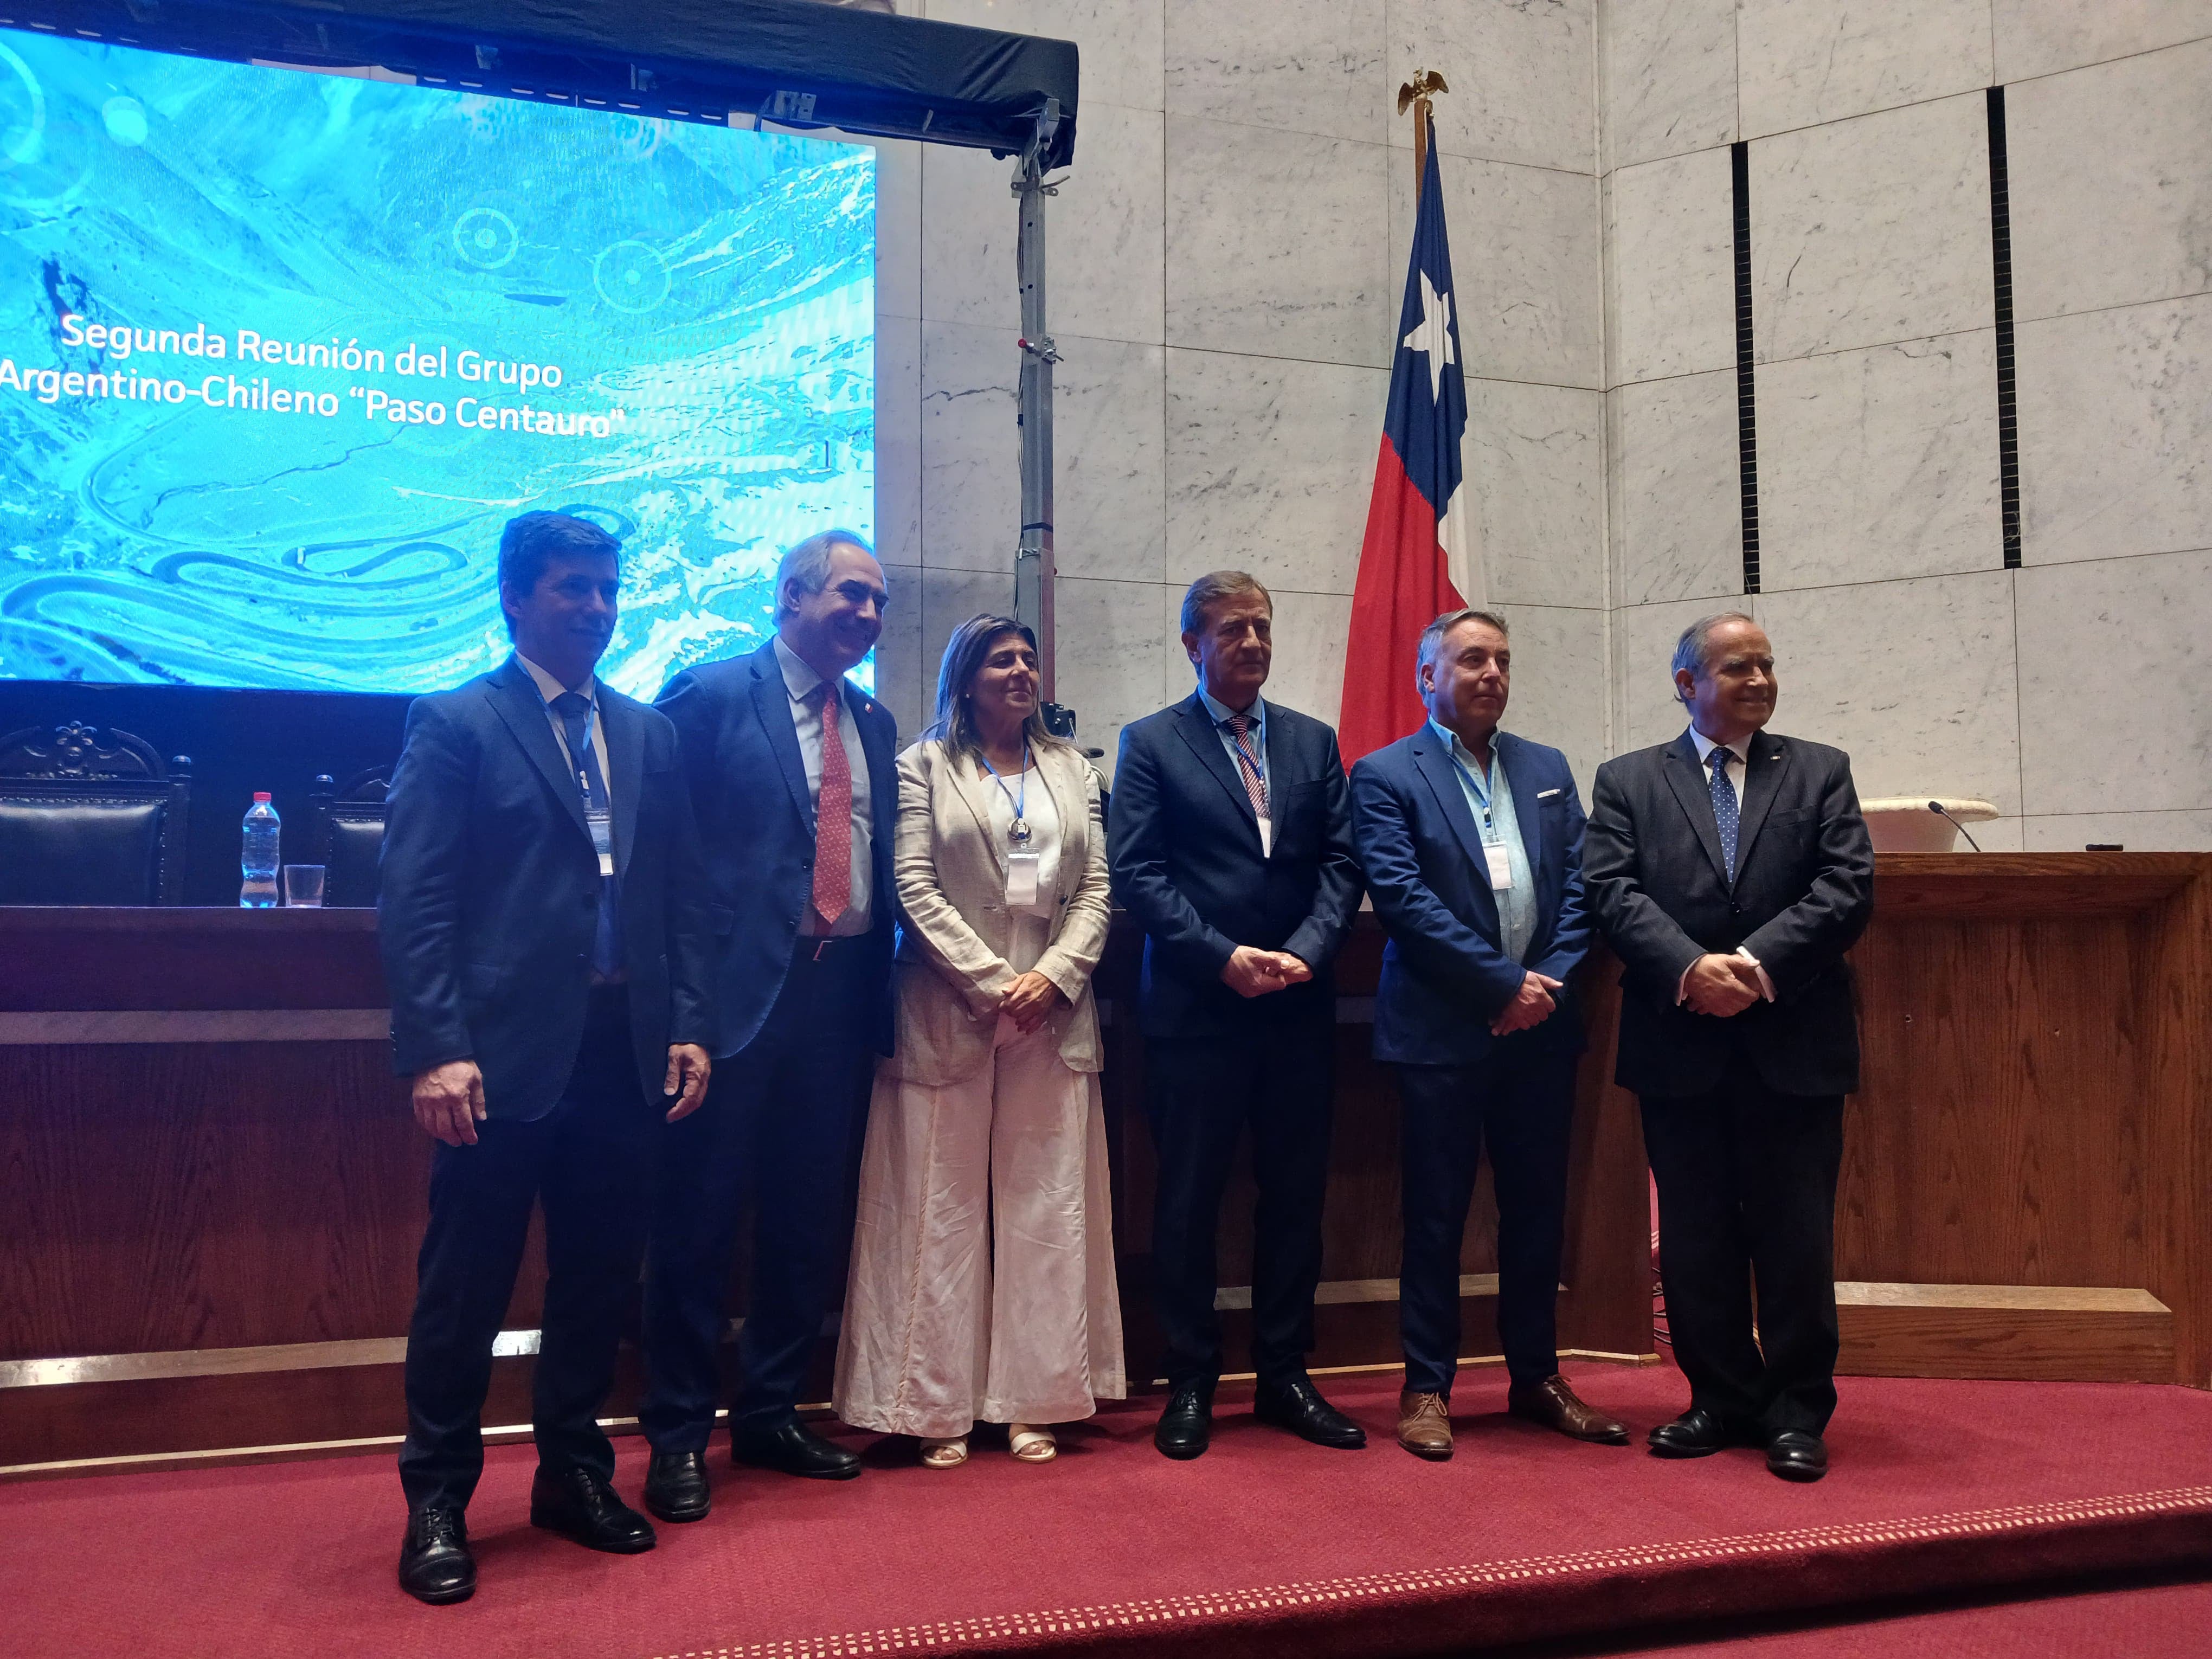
[
  {"xmin": 1006, "ymin": 850, "xmax": 1041, "ymax": 908},
  {"xmin": 1257, "ymin": 818, "xmax": 1273, "ymax": 859},
  {"xmin": 587, "ymin": 806, "xmax": 615, "ymax": 878},
  {"xmin": 1484, "ymin": 843, "xmax": 1513, "ymax": 891}
]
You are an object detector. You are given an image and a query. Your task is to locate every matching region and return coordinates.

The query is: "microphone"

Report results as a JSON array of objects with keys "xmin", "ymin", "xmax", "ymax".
[{"xmin": 1927, "ymin": 801, "xmax": 1982, "ymax": 852}]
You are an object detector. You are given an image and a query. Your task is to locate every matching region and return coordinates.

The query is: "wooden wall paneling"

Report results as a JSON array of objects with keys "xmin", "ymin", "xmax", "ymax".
[
  {"xmin": 1559, "ymin": 953, "xmax": 1653, "ymax": 1356},
  {"xmin": 2145, "ymin": 863, "xmax": 2212, "ymax": 1386}
]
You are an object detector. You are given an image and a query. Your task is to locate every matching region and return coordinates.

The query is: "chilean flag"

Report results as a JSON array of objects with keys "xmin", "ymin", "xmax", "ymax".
[{"xmin": 1339, "ymin": 124, "xmax": 1480, "ymax": 767}]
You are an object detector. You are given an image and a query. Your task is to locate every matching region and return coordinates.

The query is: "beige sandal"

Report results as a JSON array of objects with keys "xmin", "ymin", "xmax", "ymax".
[
  {"xmin": 1008, "ymin": 1423, "xmax": 1057, "ymax": 1463},
  {"xmin": 919, "ymin": 1435, "xmax": 968, "ymax": 1468}
]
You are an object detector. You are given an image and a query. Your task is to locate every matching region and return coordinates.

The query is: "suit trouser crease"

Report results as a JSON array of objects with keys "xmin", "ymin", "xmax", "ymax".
[
  {"xmin": 640, "ymin": 944, "xmax": 877, "ymax": 1446},
  {"xmin": 1144, "ymin": 1022, "xmax": 1335, "ymax": 1392},
  {"xmin": 398, "ymin": 1001, "xmax": 652, "ymax": 1512},
  {"xmin": 1394, "ymin": 1040, "xmax": 1577, "ymax": 1394},
  {"xmin": 1641, "ymin": 1062, "xmax": 1844, "ymax": 1435},
  {"xmin": 834, "ymin": 1020, "xmax": 1126, "ymax": 1438}
]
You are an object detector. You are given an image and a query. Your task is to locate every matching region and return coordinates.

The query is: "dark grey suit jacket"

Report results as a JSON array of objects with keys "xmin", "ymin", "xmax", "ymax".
[{"xmin": 1583, "ymin": 728, "xmax": 1874, "ymax": 1098}]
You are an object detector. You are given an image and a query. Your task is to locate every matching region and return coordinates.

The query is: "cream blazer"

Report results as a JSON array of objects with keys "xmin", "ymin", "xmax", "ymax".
[{"xmin": 883, "ymin": 736, "xmax": 1113, "ymax": 1086}]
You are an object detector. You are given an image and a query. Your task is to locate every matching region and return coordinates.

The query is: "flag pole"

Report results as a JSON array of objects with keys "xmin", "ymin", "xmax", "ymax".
[{"xmin": 1398, "ymin": 69, "xmax": 1449, "ymax": 185}]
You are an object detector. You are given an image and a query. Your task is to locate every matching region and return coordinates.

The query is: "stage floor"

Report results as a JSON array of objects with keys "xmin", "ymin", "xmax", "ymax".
[{"xmin": 7, "ymin": 1362, "xmax": 2212, "ymax": 1658}]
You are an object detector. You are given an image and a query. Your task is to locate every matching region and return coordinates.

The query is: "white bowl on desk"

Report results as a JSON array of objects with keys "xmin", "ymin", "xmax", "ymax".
[{"xmin": 1860, "ymin": 796, "xmax": 2000, "ymax": 852}]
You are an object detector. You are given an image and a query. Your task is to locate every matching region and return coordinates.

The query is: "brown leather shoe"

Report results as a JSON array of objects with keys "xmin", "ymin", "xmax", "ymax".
[
  {"xmin": 1397, "ymin": 1390, "xmax": 1454, "ymax": 1460},
  {"xmin": 1507, "ymin": 1374, "xmax": 1630, "ymax": 1444}
]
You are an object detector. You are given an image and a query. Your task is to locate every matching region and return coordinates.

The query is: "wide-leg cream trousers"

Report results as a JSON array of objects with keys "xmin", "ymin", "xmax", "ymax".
[{"xmin": 833, "ymin": 1019, "xmax": 1126, "ymax": 1439}]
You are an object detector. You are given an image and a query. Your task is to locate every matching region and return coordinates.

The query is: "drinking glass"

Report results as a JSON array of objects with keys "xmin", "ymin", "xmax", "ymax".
[{"xmin": 282, "ymin": 864, "xmax": 327, "ymax": 908}]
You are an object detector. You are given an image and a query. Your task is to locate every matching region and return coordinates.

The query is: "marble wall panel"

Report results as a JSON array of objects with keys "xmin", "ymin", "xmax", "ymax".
[
  {"xmin": 924, "ymin": 0, "xmax": 1165, "ymax": 112},
  {"xmin": 1163, "ymin": 350, "xmax": 1387, "ymax": 599},
  {"xmin": 1165, "ymin": 116, "xmax": 1392, "ymax": 368},
  {"xmin": 1736, "ymin": 0, "xmax": 1992, "ymax": 139},
  {"xmin": 1496, "ymin": 603, "xmax": 1611, "ymax": 792},
  {"xmin": 876, "ymin": 313, "xmax": 923, "ymax": 570},
  {"xmin": 1599, "ymin": 0, "xmax": 1738, "ymax": 172},
  {"xmin": 873, "ymin": 137, "xmax": 923, "ymax": 323},
  {"xmin": 1610, "ymin": 596, "xmax": 1745, "ymax": 754},
  {"xmin": 1749, "ymin": 93, "xmax": 1992, "ymax": 362},
  {"xmin": 1390, "ymin": 0, "xmax": 1598, "ymax": 174},
  {"xmin": 1256, "ymin": 588, "xmax": 1358, "ymax": 731},
  {"xmin": 1165, "ymin": 0, "xmax": 1389, "ymax": 145},
  {"xmin": 1756, "ymin": 572, "xmax": 2022, "ymax": 815},
  {"xmin": 902, "ymin": 564, "xmax": 1019, "ymax": 732},
  {"xmin": 1388, "ymin": 153, "xmax": 1604, "ymax": 390},
  {"xmin": 1465, "ymin": 381, "xmax": 1606, "ymax": 609},
  {"xmin": 919, "ymin": 320, "xmax": 1019, "ymax": 573},
  {"xmin": 1992, "ymin": 0, "xmax": 2212, "ymax": 83},
  {"xmin": 2008, "ymin": 38, "xmax": 2212, "ymax": 323},
  {"xmin": 922, "ymin": 101, "xmax": 1164, "ymax": 345},
  {"xmin": 1605, "ymin": 144, "xmax": 1735, "ymax": 385},
  {"xmin": 1607, "ymin": 369, "xmax": 1742, "ymax": 606},
  {"xmin": 2016, "ymin": 549, "xmax": 2212, "ymax": 816},
  {"xmin": 2021, "ymin": 811, "xmax": 2212, "ymax": 853},
  {"xmin": 1051, "ymin": 577, "xmax": 1180, "ymax": 774},
  {"xmin": 2016, "ymin": 294, "xmax": 2211, "ymax": 565},
  {"xmin": 1755, "ymin": 330, "xmax": 2003, "ymax": 590},
  {"xmin": 873, "ymin": 562, "xmax": 926, "ymax": 737}
]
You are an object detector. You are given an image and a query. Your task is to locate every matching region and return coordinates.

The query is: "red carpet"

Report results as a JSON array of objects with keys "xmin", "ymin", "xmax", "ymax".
[{"xmin": 6, "ymin": 1364, "xmax": 2212, "ymax": 1659}]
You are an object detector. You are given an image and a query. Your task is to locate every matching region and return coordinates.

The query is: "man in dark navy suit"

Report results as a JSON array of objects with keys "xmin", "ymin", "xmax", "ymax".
[
  {"xmin": 1584, "ymin": 613, "xmax": 1872, "ymax": 1482},
  {"xmin": 638, "ymin": 530, "xmax": 896, "ymax": 1517},
  {"xmin": 381, "ymin": 511, "xmax": 714, "ymax": 1604},
  {"xmin": 1351, "ymin": 608, "xmax": 1626, "ymax": 1462},
  {"xmin": 1109, "ymin": 570, "xmax": 1366, "ymax": 1461}
]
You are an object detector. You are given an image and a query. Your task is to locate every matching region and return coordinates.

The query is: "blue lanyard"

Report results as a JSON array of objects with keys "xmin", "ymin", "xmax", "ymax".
[
  {"xmin": 978, "ymin": 742, "xmax": 1032, "ymax": 846},
  {"xmin": 1450, "ymin": 745, "xmax": 1499, "ymax": 832}
]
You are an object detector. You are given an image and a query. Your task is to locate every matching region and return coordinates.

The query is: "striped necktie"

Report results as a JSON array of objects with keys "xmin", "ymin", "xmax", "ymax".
[{"xmin": 1226, "ymin": 712, "xmax": 1269, "ymax": 821}]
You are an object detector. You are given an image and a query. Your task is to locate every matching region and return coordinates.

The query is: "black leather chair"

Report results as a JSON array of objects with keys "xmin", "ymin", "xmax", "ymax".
[
  {"xmin": 0, "ymin": 723, "xmax": 191, "ymax": 906},
  {"xmin": 308, "ymin": 764, "xmax": 394, "ymax": 908}
]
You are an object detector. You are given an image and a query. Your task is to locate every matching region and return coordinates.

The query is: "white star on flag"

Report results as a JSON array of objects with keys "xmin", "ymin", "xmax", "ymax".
[{"xmin": 1400, "ymin": 269, "xmax": 1455, "ymax": 402}]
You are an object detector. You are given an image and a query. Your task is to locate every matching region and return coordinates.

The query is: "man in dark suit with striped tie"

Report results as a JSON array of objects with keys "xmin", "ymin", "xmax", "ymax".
[
  {"xmin": 638, "ymin": 531, "xmax": 897, "ymax": 1520},
  {"xmin": 1109, "ymin": 570, "xmax": 1367, "ymax": 1460},
  {"xmin": 1584, "ymin": 613, "xmax": 1873, "ymax": 1482},
  {"xmin": 381, "ymin": 511, "xmax": 714, "ymax": 1603}
]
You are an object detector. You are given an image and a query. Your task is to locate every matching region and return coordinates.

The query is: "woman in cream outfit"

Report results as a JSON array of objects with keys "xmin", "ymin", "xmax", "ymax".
[{"xmin": 833, "ymin": 614, "xmax": 1124, "ymax": 1465}]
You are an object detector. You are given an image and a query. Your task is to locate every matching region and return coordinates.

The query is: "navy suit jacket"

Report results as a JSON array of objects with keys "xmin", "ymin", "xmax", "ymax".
[
  {"xmin": 1584, "ymin": 729, "xmax": 1873, "ymax": 1098},
  {"xmin": 654, "ymin": 639, "xmax": 897, "ymax": 1059},
  {"xmin": 1107, "ymin": 692, "xmax": 1364, "ymax": 1038},
  {"xmin": 378, "ymin": 656, "xmax": 714, "ymax": 1120},
  {"xmin": 1349, "ymin": 726, "xmax": 1592, "ymax": 1068}
]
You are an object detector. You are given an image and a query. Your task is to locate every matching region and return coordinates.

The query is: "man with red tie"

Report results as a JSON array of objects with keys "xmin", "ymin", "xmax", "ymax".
[{"xmin": 638, "ymin": 530, "xmax": 897, "ymax": 1521}]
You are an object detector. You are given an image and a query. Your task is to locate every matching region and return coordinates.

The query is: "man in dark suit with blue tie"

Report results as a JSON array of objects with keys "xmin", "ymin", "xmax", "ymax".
[
  {"xmin": 638, "ymin": 530, "xmax": 896, "ymax": 1518},
  {"xmin": 1351, "ymin": 608, "xmax": 1628, "ymax": 1462},
  {"xmin": 1109, "ymin": 570, "xmax": 1367, "ymax": 1460},
  {"xmin": 381, "ymin": 511, "xmax": 714, "ymax": 1604},
  {"xmin": 1584, "ymin": 612, "xmax": 1872, "ymax": 1482}
]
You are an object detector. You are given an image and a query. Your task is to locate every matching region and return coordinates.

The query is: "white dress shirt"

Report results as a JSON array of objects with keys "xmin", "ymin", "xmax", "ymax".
[
  {"xmin": 1679, "ymin": 724, "xmax": 1774, "ymax": 1004},
  {"xmin": 775, "ymin": 634, "xmax": 873, "ymax": 936}
]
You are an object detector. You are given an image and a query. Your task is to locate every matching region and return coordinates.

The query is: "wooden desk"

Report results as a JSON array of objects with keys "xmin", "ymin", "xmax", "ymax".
[{"xmin": 0, "ymin": 908, "xmax": 1652, "ymax": 1469}]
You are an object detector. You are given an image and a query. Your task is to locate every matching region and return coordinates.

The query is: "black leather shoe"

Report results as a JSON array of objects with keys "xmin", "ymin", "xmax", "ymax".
[
  {"xmin": 1766, "ymin": 1430, "xmax": 1829, "ymax": 1482},
  {"xmin": 643, "ymin": 1450, "xmax": 711, "ymax": 1522},
  {"xmin": 730, "ymin": 1420, "xmax": 861, "ymax": 1481},
  {"xmin": 398, "ymin": 1507, "xmax": 474, "ymax": 1605},
  {"xmin": 1647, "ymin": 1407, "xmax": 1745, "ymax": 1458},
  {"xmin": 1153, "ymin": 1385, "xmax": 1212, "ymax": 1460},
  {"xmin": 1253, "ymin": 1376, "xmax": 1367, "ymax": 1449},
  {"xmin": 529, "ymin": 1465, "xmax": 656, "ymax": 1553}
]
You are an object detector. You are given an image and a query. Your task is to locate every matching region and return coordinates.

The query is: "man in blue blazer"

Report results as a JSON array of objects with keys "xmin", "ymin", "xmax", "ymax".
[
  {"xmin": 1350, "ymin": 608, "xmax": 1626, "ymax": 1462},
  {"xmin": 381, "ymin": 511, "xmax": 714, "ymax": 1604},
  {"xmin": 1109, "ymin": 571, "xmax": 1367, "ymax": 1460},
  {"xmin": 638, "ymin": 530, "xmax": 897, "ymax": 1517}
]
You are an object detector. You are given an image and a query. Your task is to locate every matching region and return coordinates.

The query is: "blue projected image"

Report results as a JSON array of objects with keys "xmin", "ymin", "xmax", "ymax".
[{"xmin": 0, "ymin": 32, "xmax": 875, "ymax": 698}]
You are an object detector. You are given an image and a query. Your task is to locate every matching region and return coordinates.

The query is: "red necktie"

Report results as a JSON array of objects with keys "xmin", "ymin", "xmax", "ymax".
[
  {"xmin": 813, "ymin": 683, "xmax": 853, "ymax": 929},
  {"xmin": 1226, "ymin": 713, "xmax": 1269, "ymax": 820}
]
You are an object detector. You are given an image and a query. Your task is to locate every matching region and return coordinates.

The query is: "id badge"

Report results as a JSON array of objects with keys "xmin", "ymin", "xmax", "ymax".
[
  {"xmin": 1257, "ymin": 818, "xmax": 1273, "ymax": 859},
  {"xmin": 1484, "ymin": 842, "xmax": 1513, "ymax": 890},
  {"xmin": 587, "ymin": 806, "xmax": 615, "ymax": 878},
  {"xmin": 1006, "ymin": 850, "xmax": 1041, "ymax": 908}
]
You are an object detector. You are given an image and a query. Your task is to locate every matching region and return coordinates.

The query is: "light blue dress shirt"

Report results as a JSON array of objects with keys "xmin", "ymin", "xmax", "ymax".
[
  {"xmin": 1429, "ymin": 719, "xmax": 1536, "ymax": 964},
  {"xmin": 1198, "ymin": 687, "xmax": 1269, "ymax": 816}
]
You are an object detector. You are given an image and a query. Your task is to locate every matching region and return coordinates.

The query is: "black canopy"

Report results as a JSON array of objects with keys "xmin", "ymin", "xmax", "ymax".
[{"xmin": 18, "ymin": 0, "xmax": 1079, "ymax": 164}]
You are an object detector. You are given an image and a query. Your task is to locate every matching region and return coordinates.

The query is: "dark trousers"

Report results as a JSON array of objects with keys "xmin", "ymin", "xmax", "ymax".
[
  {"xmin": 398, "ymin": 989, "xmax": 653, "ymax": 1513},
  {"xmin": 640, "ymin": 940, "xmax": 877, "ymax": 1445},
  {"xmin": 1145, "ymin": 1019, "xmax": 1334, "ymax": 1392},
  {"xmin": 1395, "ymin": 1040, "xmax": 1577, "ymax": 1394},
  {"xmin": 1641, "ymin": 1059, "xmax": 1844, "ymax": 1435}
]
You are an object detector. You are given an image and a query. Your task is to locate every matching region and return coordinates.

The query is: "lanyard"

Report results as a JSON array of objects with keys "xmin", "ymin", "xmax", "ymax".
[
  {"xmin": 1224, "ymin": 716, "xmax": 1269, "ymax": 812},
  {"xmin": 556, "ymin": 700, "xmax": 599, "ymax": 800},
  {"xmin": 1450, "ymin": 744, "xmax": 1499, "ymax": 833},
  {"xmin": 978, "ymin": 742, "xmax": 1033, "ymax": 847}
]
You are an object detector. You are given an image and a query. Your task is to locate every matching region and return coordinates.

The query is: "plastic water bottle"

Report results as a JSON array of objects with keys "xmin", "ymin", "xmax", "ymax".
[{"xmin": 240, "ymin": 793, "xmax": 281, "ymax": 908}]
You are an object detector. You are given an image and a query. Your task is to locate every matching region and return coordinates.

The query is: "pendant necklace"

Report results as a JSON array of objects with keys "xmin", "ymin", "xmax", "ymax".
[{"xmin": 982, "ymin": 741, "xmax": 1033, "ymax": 847}]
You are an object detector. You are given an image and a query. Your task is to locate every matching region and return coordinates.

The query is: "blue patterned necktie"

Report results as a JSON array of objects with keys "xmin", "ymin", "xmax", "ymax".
[
  {"xmin": 1708, "ymin": 744, "xmax": 1739, "ymax": 884},
  {"xmin": 552, "ymin": 691, "xmax": 623, "ymax": 978}
]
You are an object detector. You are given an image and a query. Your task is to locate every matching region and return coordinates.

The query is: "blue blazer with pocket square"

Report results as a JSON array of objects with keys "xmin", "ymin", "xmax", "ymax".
[{"xmin": 1349, "ymin": 725, "xmax": 1592, "ymax": 1067}]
